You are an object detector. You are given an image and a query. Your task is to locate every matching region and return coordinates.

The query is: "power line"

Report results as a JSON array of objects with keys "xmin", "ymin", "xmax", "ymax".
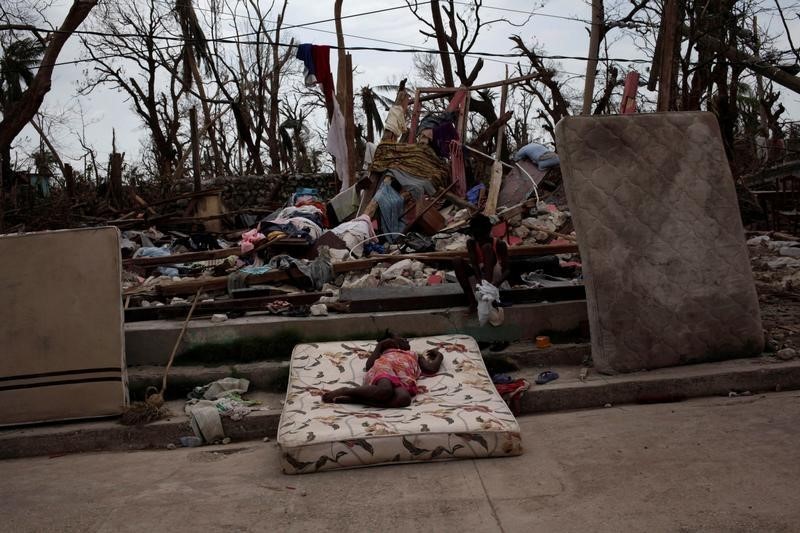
[{"xmin": 5, "ymin": 23, "xmax": 656, "ymax": 68}]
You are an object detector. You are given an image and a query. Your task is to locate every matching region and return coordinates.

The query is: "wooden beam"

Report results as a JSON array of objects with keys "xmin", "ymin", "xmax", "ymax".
[
  {"xmin": 581, "ymin": 0, "xmax": 604, "ymax": 115},
  {"xmin": 124, "ymin": 291, "xmax": 332, "ymax": 322},
  {"xmin": 656, "ymin": 0, "xmax": 680, "ymax": 111},
  {"xmin": 413, "ymin": 74, "xmax": 539, "ymax": 101}
]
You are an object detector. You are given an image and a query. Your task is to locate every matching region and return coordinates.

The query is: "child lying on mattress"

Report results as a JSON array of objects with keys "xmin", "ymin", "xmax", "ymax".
[{"xmin": 322, "ymin": 333, "xmax": 443, "ymax": 408}]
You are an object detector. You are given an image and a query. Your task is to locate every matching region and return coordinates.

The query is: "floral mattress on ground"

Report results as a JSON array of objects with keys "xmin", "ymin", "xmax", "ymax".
[{"xmin": 278, "ymin": 334, "xmax": 523, "ymax": 474}]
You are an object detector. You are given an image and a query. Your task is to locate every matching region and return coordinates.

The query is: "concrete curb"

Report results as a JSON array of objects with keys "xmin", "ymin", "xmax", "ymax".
[
  {"xmin": 126, "ymin": 343, "xmax": 591, "ymax": 399},
  {"xmin": 128, "ymin": 362, "xmax": 289, "ymax": 399},
  {"xmin": 519, "ymin": 357, "xmax": 800, "ymax": 413},
  {"xmin": 2, "ymin": 357, "xmax": 798, "ymax": 460}
]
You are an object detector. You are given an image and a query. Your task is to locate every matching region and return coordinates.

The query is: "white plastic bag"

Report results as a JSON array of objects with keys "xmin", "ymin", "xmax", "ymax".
[{"xmin": 475, "ymin": 280, "xmax": 501, "ymax": 326}]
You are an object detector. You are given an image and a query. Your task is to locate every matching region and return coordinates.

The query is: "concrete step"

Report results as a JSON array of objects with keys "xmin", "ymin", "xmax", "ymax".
[
  {"xmin": 3, "ymin": 355, "xmax": 799, "ymax": 460},
  {"xmin": 128, "ymin": 362, "xmax": 289, "ymax": 401},
  {"xmin": 481, "ymin": 341, "xmax": 591, "ymax": 371},
  {"xmin": 124, "ymin": 300, "xmax": 589, "ymax": 365},
  {"xmin": 127, "ymin": 341, "xmax": 592, "ymax": 399}
]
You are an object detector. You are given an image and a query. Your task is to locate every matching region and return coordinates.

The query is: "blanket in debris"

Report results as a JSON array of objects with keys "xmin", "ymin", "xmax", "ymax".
[
  {"xmin": 369, "ymin": 142, "xmax": 449, "ymax": 189},
  {"xmin": 277, "ymin": 335, "xmax": 522, "ymax": 474}
]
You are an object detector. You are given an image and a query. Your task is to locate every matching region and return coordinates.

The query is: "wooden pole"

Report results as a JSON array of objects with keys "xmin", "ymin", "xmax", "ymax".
[
  {"xmin": 495, "ymin": 66, "xmax": 509, "ymax": 158},
  {"xmin": 581, "ymin": 0, "xmax": 604, "ymax": 115},
  {"xmin": 753, "ymin": 16, "xmax": 769, "ymax": 137},
  {"xmin": 345, "ymin": 53, "xmax": 356, "ymax": 182},
  {"xmin": 64, "ymin": 163, "xmax": 74, "ymax": 199},
  {"xmin": 656, "ymin": 0, "xmax": 680, "ymax": 111},
  {"xmin": 110, "ymin": 152, "xmax": 123, "ymax": 208},
  {"xmin": 620, "ymin": 71, "xmax": 640, "ymax": 114},
  {"xmin": 190, "ymin": 106, "xmax": 202, "ymax": 193},
  {"xmin": 334, "ymin": 0, "xmax": 347, "ymax": 111},
  {"xmin": 484, "ymin": 68, "xmax": 509, "ymax": 216}
]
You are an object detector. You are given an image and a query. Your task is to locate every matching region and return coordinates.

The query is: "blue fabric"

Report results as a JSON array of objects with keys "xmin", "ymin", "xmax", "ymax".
[
  {"xmin": 373, "ymin": 182, "xmax": 405, "ymax": 243},
  {"xmin": 296, "ymin": 44, "xmax": 315, "ymax": 77},
  {"xmin": 363, "ymin": 242, "xmax": 386, "ymax": 256},
  {"xmin": 512, "ymin": 142, "xmax": 549, "ymax": 163},
  {"xmin": 134, "ymin": 247, "xmax": 178, "ymax": 277},
  {"xmin": 537, "ymin": 155, "xmax": 561, "ymax": 169},
  {"xmin": 467, "ymin": 184, "xmax": 485, "ymax": 206}
]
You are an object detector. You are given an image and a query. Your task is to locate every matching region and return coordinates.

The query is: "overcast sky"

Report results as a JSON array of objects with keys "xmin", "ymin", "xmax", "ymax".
[{"xmin": 10, "ymin": 0, "xmax": 800, "ymax": 173}]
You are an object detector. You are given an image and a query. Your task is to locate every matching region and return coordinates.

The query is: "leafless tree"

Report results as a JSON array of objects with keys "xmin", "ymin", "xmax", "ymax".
[{"xmin": 79, "ymin": 0, "xmax": 185, "ymax": 189}]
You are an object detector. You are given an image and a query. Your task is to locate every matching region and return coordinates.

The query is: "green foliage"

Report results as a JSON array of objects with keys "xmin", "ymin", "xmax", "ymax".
[{"xmin": 0, "ymin": 37, "xmax": 44, "ymax": 109}]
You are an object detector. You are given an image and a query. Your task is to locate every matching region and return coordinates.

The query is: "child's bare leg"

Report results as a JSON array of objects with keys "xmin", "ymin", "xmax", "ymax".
[
  {"xmin": 322, "ymin": 379, "xmax": 395, "ymax": 406},
  {"xmin": 387, "ymin": 387, "xmax": 412, "ymax": 408}
]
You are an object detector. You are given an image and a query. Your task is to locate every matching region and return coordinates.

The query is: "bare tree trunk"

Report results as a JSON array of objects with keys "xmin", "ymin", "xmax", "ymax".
[
  {"xmin": 190, "ymin": 106, "xmax": 201, "ymax": 192},
  {"xmin": 753, "ymin": 16, "xmax": 769, "ymax": 137},
  {"xmin": 267, "ymin": 1, "xmax": 288, "ymax": 173},
  {"xmin": 430, "ymin": 0, "xmax": 454, "ymax": 87},
  {"xmin": 582, "ymin": 0, "xmax": 604, "ymax": 115},
  {"xmin": 0, "ymin": 0, "xmax": 98, "ymax": 149},
  {"xmin": 187, "ymin": 56, "xmax": 223, "ymax": 177},
  {"xmin": 656, "ymin": 0, "xmax": 681, "ymax": 111}
]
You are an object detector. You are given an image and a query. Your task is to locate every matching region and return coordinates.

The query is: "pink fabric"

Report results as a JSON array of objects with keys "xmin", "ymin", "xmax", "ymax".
[
  {"xmin": 450, "ymin": 140, "xmax": 466, "ymax": 197},
  {"xmin": 364, "ymin": 349, "xmax": 422, "ymax": 396},
  {"xmin": 239, "ymin": 228, "xmax": 265, "ymax": 253}
]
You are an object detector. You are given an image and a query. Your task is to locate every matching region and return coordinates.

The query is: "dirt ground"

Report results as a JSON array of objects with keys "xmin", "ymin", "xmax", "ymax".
[{"xmin": 2, "ymin": 392, "xmax": 800, "ymax": 532}]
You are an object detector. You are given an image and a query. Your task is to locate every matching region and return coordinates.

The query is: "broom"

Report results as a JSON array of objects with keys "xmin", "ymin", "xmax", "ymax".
[{"xmin": 121, "ymin": 288, "xmax": 203, "ymax": 425}]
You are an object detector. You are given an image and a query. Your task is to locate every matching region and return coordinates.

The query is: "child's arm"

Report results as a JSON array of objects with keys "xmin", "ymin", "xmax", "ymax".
[
  {"xmin": 365, "ymin": 339, "xmax": 394, "ymax": 371},
  {"xmin": 418, "ymin": 349, "xmax": 443, "ymax": 374}
]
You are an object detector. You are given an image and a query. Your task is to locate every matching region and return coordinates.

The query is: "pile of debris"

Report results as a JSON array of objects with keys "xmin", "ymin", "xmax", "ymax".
[
  {"xmin": 119, "ymin": 82, "xmax": 583, "ymax": 322},
  {"xmin": 746, "ymin": 232, "xmax": 800, "ymax": 358}
]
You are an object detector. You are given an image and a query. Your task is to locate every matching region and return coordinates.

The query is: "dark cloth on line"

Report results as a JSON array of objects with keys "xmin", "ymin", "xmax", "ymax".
[
  {"xmin": 296, "ymin": 43, "xmax": 316, "ymax": 85},
  {"xmin": 311, "ymin": 45, "xmax": 335, "ymax": 112}
]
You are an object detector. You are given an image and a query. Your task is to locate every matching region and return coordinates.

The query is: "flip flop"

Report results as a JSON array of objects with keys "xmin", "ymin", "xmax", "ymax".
[{"xmin": 535, "ymin": 370, "xmax": 559, "ymax": 385}]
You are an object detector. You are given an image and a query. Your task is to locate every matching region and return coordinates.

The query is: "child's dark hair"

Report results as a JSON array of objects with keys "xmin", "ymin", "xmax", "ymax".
[
  {"xmin": 469, "ymin": 213, "xmax": 493, "ymax": 236},
  {"xmin": 377, "ymin": 329, "xmax": 395, "ymax": 342}
]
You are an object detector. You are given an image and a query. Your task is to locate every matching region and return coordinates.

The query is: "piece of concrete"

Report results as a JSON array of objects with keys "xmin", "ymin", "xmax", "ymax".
[{"xmin": 556, "ymin": 112, "xmax": 763, "ymax": 373}]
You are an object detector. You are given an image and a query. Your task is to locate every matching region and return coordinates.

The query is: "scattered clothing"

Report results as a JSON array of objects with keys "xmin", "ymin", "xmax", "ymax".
[
  {"xmin": 331, "ymin": 214, "xmax": 377, "ymax": 257},
  {"xmin": 495, "ymin": 378, "xmax": 530, "ymax": 415},
  {"xmin": 133, "ymin": 246, "xmax": 178, "ymax": 277},
  {"xmin": 239, "ymin": 228, "xmax": 266, "ymax": 254},
  {"xmin": 512, "ymin": 142, "xmax": 560, "ymax": 170},
  {"xmin": 370, "ymin": 143, "xmax": 449, "ymax": 188},
  {"xmin": 373, "ymin": 181, "xmax": 405, "ymax": 241},
  {"xmin": 327, "ymin": 99, "xmax": 351, "ymax": 191},
  {"xmin": 296, "ymin": 43, "xmax": 317, "ymax": 85},
  {"xmin": 467, "ymin": 184, "xmax": 486, "ymax": 206},
  {"xmin": 384, "ymin": 105, "xmax": 407, "ymax": 138},
  {"xmin": 383, "ymin": 168, "xmax": 436, "ymax": 200},
  {"xmin": 363, "ymin": 141, "xmax": 377, "ymax": 170},
  {"xmin": 476, "ymin": 280, "xmax": 503, "ymax": 327},
  {"xmin": 535, "ymin": 370, "xmax": 559, "ymax": 385}
]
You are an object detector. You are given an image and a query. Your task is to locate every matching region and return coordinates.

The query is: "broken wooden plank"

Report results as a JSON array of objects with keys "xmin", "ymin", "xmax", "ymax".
[
  {"xmin": 338, "ymin": 284, "xmax": 585, "ymax": 313},
  {"xmin": 124, "ymin": 291, "xmax": 331, "ymax": 322},
  {"xmin": 123, "ymin": 247, "xmax": 241, "ymax": 268}
]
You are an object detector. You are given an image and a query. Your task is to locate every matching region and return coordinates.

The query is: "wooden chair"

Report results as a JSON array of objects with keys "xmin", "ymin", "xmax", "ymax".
[{"xmin": 773, "ymin": 176, "xmax": 800, "ymax": 234}]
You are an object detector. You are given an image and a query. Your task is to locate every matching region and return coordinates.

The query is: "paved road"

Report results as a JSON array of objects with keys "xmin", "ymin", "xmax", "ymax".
[{"xmin": 2, "ymin": 392, "xmax": 800, "ymax": 532}]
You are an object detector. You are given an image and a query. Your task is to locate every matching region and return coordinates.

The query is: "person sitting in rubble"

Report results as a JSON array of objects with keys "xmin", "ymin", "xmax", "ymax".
[
  {"xmin": 454, "ymin": 213, "xmax": 511, "ymax": 313},
  {"xmin": 322, "ymin": 332, "xmax": 443, "ymax": 407}
]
